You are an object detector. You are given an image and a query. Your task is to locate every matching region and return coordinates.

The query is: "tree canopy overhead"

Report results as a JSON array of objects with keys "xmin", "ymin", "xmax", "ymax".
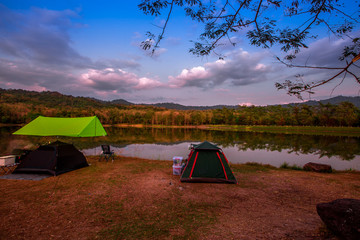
[{"xmin": 139, "ymin": 0, "xmax": 360, "ymax": 99}]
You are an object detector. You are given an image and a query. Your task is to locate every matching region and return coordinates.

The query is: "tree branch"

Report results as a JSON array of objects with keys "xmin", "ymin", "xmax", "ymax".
[
  {"xmin": 298, "ymin": 0, "xmax": 327, "ymax": 37},
  {"xmin": 207, "ymin": 0, "xmax": 249, "ymax": 51},
  {"xmin": 150, "ymin": 0, "xmax": 175, "ymax": 55},
  {"xmin": 254, "ymin": 0, "xmax": 263, "ymax": 31},
  {"xmin": 276, "ymin": 56, "xmax": 344, "ymax": 70},
  {"xmin": 276, "ymin": 53, "xmax": 360, "ymax": 97}
]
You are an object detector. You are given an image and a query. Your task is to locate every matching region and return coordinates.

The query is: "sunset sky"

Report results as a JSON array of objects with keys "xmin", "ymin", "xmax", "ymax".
[{"xmin": 0, "ymin": 0, "xmax": 359, "ymax": 106}]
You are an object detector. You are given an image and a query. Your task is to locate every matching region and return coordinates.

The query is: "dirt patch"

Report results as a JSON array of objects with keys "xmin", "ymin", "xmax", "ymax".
[{"xmin": 1, "ymin": 156, "xmax": 360, "ymax": 239}]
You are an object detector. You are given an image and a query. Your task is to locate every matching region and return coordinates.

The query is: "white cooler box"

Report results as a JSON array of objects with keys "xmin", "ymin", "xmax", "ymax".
[
  {"xmin": 172, "ymin": 165, "xmax": 182, "ymax": 175},
  {"xmin": 0, "ymin": 155, "xmax": 16, "ymax": 166}
]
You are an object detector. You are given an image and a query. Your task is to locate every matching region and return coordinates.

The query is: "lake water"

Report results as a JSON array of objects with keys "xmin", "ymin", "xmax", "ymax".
[{"xmin": 1, "ymin": 126, "xmax": 360, "ymax": 170}]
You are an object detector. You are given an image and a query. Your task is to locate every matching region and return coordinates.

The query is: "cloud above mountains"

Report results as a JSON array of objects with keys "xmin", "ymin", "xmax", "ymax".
[
  {"xmin": 168, "ymin": 50, "xmax": 272, "ymax": 88},
  {"xmin": 80, "ymin": 68, "xmax": 163, "ymax": 93}
]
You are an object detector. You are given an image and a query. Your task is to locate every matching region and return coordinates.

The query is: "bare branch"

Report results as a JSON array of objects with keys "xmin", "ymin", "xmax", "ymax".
[
  {"xmin": 330, "ymin": 71, "xmax": 347, "ymax": 96},
  {"xmin": 276, "ymin": 57, "xmax": 344, "ymax": 70},
  {"xmin": 298, "ymin": 0, "xmax": 327, "ymax": 37},
  {"xmin": 332, "ymin": 6, "xmax": 360, "ymax": 23},
  {"xmin": 347, "ymin": 71, "xmax": 360, "ymax": 84},
  {"xmin": 209, "ymin": 0, "xmax": 230, "ymax": 25},
  {"xmin": 320, "ymin": 19, "xmax": 338, "ymax": 35},
  {"xmin": 254, "ymin": 0, "xmax": 263, "ymax": 31},
  {"xmin": 207, "ymin": 0, "xmax": 249, "ymax": 51},
  {"xmin": 276, "ymin": 53, "xmax": 360, "ymax": 97},
  {"xmin": 150, "ymin": 0, "xmax": 175, "ymax": 55}
]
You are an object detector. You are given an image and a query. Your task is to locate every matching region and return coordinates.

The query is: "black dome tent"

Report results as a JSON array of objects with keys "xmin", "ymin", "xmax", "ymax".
[
  {"xmin": 14, "ymin": 141, "xmax": 88, "ymax": 176},
  {"xmin": 180, "ymin": 141, "xmax": 237, "ymax": 184}
]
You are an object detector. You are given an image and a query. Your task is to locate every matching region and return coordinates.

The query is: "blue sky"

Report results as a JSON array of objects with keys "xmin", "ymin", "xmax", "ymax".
[{"xmin": 0, "ymin": 0, "xmax": 359, "ymax": 106}]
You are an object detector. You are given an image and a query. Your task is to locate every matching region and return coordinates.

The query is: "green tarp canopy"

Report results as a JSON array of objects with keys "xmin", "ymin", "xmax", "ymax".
[{"xmin": 13, "ymin": 116, "xmax": 107, "ymax": 137}]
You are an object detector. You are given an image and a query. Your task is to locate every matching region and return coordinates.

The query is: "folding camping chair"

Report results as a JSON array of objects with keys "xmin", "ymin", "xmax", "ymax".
[{"xmin": 99, "ymin": 145, "xmax": 115, "ymax": 162}]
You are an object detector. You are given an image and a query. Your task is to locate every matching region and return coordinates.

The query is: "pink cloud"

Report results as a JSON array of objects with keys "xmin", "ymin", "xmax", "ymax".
[
  {"xmin": 238, "ymin": 102, "xmax": 254, "ymax": 106},
  {"xmin": 168, "ymin": 50, "xmax": 272, "ymax": 89},
  {"xmin": 79, "ymin": 68, "xmax": 163, "ymax": 92},
  {"xmin": 168, "ymin": 66, "xmax": 209, "ymax": 88},
  {"xmin": 135, "ymin": 77, "xmax": 164, "ymax": 89}
]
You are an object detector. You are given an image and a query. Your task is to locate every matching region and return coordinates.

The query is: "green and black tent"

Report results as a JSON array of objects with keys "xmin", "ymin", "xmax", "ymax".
[{"xmin": 180, "ymin": 141, "xmax": 237, "ymax": 184}]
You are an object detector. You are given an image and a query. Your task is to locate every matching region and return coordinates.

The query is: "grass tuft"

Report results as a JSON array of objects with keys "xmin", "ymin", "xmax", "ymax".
[
  {"xmin": 280, "ymin": 162, "xmax": 303, "ymax": 171},
  {"xmin": 231, "ymin": 162, "xmax": 276, "ymax": 173}
]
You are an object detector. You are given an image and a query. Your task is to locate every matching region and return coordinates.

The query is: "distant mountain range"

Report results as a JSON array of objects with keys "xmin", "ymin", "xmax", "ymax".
[
  {"xmin": 111, "ymin": 95, "xmax": 360, "ymax": 110},
  {"xmin": 285, "ymin": 96, "xmax": 360, "ymax": 109},
  {"xmin": 141, "ymin": 102, "xmax": 240, "ymax": 110},
  {"xmin": 296, "ymin": 96, "xmax": 360, "ymax": 108},
  {"xmin": 1, "ymin": 88, "xmax": 360, "ymax": 110},
  {"xmin": 110, "ymin": 99, "xmax": 133, "ymax": 105}
]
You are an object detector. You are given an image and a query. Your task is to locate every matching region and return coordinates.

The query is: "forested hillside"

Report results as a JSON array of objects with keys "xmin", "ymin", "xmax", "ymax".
[{"xmin": 1, "ymin": 88, "xmax": 359, "ymax": 127}]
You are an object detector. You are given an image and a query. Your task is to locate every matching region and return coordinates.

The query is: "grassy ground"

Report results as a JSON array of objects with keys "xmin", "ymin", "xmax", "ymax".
[{"xmin": 1, "ymin": 156, "xmax": 360, "ymax": 239}]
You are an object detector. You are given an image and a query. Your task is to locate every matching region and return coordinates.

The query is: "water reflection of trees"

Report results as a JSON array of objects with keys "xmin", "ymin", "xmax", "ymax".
[
  {"xmin": 217, "ymin": 132, "xmax": 359, "ymax": 160},
  {"xmin": 103, "ymin": 128, "xmax": 360, "ymax": 160},
  {"xmin": 2, "ymin": 127, "xmax": 359, "ymax": 160},
  {"xmin": 106, "ymin": 127, "xmax": 360, "ymax": 160}
]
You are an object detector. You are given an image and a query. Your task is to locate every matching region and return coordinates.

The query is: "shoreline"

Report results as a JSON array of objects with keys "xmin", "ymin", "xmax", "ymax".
[
  {"xmin": 108, "ymin": 124, "xmax": 360, "ymax": 137},
  {"xmin": 4, "ymin": 122, "xmax": 360, "ymax": 136}
]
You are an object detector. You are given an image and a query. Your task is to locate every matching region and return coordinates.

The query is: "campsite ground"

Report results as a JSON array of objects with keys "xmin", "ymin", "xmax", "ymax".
[{"xmin": 1, "ymin": 156, "xmax": 360, "ymax": 240}]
